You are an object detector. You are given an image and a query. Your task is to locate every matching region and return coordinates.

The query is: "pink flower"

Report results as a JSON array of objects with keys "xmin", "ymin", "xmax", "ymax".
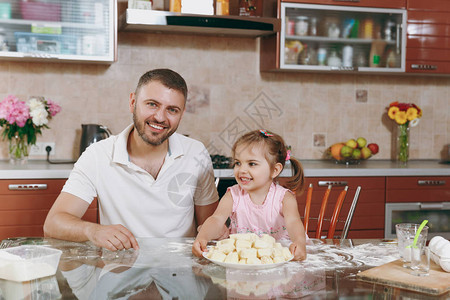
[
  {"xmin": 0, "ymin": 95, "xmax": 30, "ymax": 127},
  {"xmin": 46, "ymin": 99, "xmax": 61, "ymax": 117}
]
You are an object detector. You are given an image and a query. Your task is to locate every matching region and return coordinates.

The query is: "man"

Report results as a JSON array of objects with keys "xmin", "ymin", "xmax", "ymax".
[{"xmin": 44, "ymin": 69, "xmax": 219, "ymax": 251}]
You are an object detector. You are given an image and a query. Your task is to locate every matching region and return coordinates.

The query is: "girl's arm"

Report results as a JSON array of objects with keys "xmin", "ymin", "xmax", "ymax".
[
  {"xmin": 192, "ymin": 191, "xmax": 234, "ymax": 257},
  {"xmin": 282, "ymin": 192, "xmax": 307, "ymax": 261}
]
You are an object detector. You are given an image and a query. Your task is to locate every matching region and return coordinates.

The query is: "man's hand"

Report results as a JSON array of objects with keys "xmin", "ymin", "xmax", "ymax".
[{"xmin": 86, "ymin": 224, "xmax": 139, "ymax": 251}]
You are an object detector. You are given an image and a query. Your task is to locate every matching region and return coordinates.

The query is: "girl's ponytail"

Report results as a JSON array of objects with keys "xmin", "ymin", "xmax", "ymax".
[{"xmin": 282, "ymin": 157, "xmax": 305, "ymax": 195}]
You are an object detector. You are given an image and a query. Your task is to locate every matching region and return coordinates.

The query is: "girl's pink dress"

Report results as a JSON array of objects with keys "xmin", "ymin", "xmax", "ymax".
[{"xmin": 228, "ymin": 182, "xmax": 292, "ymax": 240}]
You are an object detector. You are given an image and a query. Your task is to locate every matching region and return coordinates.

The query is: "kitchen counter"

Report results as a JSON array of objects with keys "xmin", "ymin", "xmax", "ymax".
[
  {"xmin": 0, "ymin": 159, "xmax": 448, "ymax": 179},
  {"xmin": 0, "ymin": 237, "xmax": 448, "ymax": 299}
]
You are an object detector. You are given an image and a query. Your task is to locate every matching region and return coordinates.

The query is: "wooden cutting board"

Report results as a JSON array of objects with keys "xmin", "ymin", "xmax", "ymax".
[{"xmin": 357, "ymin": 259, "xmax": 450, "ymax": 295}]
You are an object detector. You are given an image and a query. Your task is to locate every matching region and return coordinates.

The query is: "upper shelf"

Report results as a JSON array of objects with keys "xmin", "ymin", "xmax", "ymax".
[{"xmin": 119, "ymin": 9, "xmax": 280, "ymax": 38}]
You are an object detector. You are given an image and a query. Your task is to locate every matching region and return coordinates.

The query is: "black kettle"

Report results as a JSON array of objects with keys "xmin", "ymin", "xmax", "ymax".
[{"xmin": 80, "ymin": 124, "xmax": 111, "ymax": 156}]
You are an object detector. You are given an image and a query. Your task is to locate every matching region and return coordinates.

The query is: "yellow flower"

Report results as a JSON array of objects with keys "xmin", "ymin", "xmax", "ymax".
[
  {"xmin": 395, "ymin": 111, "xmax": 408, "ymax": 125},
  {"xmin": 406, "ymin": 107, "xmax": 418, "ymax": 121},
  {"xmin": 388, "ymin": 106, "xmax": 399, "ymax": 119}
]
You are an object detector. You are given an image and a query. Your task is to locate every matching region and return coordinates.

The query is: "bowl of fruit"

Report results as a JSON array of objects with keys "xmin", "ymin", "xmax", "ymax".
[{"xmin": 325, "ymin": 137, "xmax": 379, "ymax": 165}]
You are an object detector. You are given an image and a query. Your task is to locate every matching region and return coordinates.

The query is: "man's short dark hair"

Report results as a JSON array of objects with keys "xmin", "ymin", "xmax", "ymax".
[{"xmin": 135, "ymin": 69, "xmax": 188, "ymax": 100}]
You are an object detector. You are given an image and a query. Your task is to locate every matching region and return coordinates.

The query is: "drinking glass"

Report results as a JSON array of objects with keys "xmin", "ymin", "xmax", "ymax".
[
  {"xmin": 395, "ymin": 223, "xmax": 428, "ymax": 268},
  {"xmin": 410, "ymin": 246, "xmax": 430, "ymax": 276}
]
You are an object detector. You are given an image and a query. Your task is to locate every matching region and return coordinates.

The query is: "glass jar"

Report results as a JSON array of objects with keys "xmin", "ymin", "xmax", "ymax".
[
  {"xmin": 295, "ymin": 16, "xmax": 309, "ymax": 36},
  {"xmin": 327, "ymin": 50, "xmax": 342, "ymax": 67}
]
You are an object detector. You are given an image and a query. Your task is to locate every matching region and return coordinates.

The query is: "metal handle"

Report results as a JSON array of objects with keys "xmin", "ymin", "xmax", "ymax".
[
  {"xmin": 330, "ymin": 67, "xmax": 355, "ymax": 71},
  {"xmin": 420, "ymin": 203, "xmax": 444, "ymax": 210},
  {"xmin": 318, "ymin": 181, "xmax": 348, "ymax": 187},
  {"xmin": 8, "ymin": 184, "xmax": 48, "ymax": 191},
  {"xmin": 411, "ymin": 64, "xmax": 437, "ymax": 70},
  {"xmin": 396, "ymin": 24, "xmax": 401, "ymax": 53},
  {"xmin": 417, "ymin": 180, "xmax": 445, "ymax": 186}
]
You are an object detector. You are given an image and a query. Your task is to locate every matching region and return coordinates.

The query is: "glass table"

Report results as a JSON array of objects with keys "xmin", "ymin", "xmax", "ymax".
[{"xmin": 0, "ymin": 237, "xmax": 448, "ymax": 299}]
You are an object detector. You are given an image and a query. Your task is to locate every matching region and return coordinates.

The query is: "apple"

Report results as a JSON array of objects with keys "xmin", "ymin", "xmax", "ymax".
[
  {"xmin": 352, "ymin": 148, "xmax": 362, "ymax": 160},
  {"xmin": 361, "ymin": 147, "xmax": 372, "ymax": 159},
  {"xmin": 367, "ymin": 143, "xmax": 379, "ymax": 155},
  {"xmin": 340, "ymin": 145, "xmax": 353, "ymax": 158},
  {"xmin": 346, "ymin": 139, "xmax": 358, "ymax": 149},
  {"xmin": 356, "ymin": 137, "xmax": 367, "ymax": 148}
]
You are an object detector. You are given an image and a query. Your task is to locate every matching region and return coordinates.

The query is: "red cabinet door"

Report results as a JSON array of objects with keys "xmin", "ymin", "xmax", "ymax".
[
  {"xmin": 0, "ymin": 179, "xmax": 98, "ymax": 240},
  {"xmin": 283, "ymin": 0, "xmax": 406, "ymax": 9}
]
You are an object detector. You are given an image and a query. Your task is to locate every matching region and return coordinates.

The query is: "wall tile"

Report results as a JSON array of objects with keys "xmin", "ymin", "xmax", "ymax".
[{"xmin": 0, "ymin": 33, "xmax": 449, "ymax": 161}]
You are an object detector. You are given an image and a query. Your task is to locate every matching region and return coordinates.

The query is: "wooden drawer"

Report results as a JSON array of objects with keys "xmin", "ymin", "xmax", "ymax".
[
  {"xmin": 407, "ymin": 35, "xmax": 450, "ymax": 49},
  {"xmin": 405, "ymin": 60, "xmax": 450, "ymax": 73},
  {"xmin": 408, "ymin": 11, "xmax": 450, "ymax": 25},
  {"xmin": 0, "ymin": 179, "xmax": 98, "ymax": 240},
  {"xmin": 0, "ymin": 179, "xmax": 66, "ymax": 195},
  {"xmin": 386, "ymin": 176, "xmax": 450, "ymax": 203},
  {"xmin": 407, "ymin": 0, "xmax": 450, "ymax": 11},
  {"xmin": 406, "ymin": 48, "xmax": 450, "ymax": 62},
  {"xmin": 283, "ymin": 0, "xmax": 406, "ymax": 9},
  {"xmin": 407, "ymin": 23, "xmax": 450, "ymax": 37}
]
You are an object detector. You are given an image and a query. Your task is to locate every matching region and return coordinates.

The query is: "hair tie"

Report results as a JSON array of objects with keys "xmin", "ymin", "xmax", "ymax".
[
  {"xmin": 259, "ymin": 129, "xmax": 273, "ymax": 137},
  {"xmin": 286, "ymin": 149, "xmax": 291, "ymax": 161}
]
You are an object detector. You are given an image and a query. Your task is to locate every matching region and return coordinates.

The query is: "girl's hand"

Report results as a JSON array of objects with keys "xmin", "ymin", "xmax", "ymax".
[
  {"xmin": 192, "ymin": 238, "xmax": 208, "ymax": 258},
  {"xmin": 290, "ymin": 242, "xmax": 307, "ymax": 261}
]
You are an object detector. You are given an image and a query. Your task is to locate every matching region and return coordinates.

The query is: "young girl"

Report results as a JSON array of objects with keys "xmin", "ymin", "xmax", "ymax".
[{"xmin": 192, "ymin": 129, "xmax": 307, "ymax": 261}]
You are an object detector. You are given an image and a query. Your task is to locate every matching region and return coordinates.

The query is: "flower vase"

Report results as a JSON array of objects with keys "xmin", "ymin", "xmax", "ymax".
[
  {"xmin": 396, "ymin": 124, "xmax": 409, "ymax": 165},
  {"xmin": 9, "ymin": 135, "xmax": 29, "ymax": 164}
]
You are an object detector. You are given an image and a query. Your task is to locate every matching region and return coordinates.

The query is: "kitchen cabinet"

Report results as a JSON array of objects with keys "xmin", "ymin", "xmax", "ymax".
[
  {"xmin": 290, "ymin": 177, "xmax": 386, "ymax": 239},
  {"xmin": 280, "ymin": 0, "xmax": 406, "ymax": 9},
  {"xmin": 0, "ymin": 0, "xmax": 116, "ymax": 63},
  {"xmin": 261, "ymin": 2, "xmax": 406, "ymax": 73},
  {"xmin": 118, "ymin": 9, "xmax": 280, "ymax": 38},
  {"xmin": 385, "ymin": 176, "xmax": 450, "ymax": 239},
  {"xmin": 405, "ymin": 0, "xmax": 450, "ymax": 74},
  {"xmin": 386, "ymin": 176, "xmax": 450, "ymax": 203},
  {"xmin": 0, "ymin": 179, "xmax": 98, "ymax": 240}
]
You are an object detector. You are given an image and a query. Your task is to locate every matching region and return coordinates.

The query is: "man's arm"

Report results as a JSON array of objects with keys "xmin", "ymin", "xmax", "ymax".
[
  {"xmin": 44, "ymin": 192, "xmax": 139, "ymax": 251},
  {"xmin": 194, "ymin": 201, "xmax": 218, "ymax": 226}
]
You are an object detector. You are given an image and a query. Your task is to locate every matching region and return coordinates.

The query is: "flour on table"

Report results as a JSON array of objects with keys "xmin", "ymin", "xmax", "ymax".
[{"xmin": 298, "ymin": 241, "xmax": 399, "ymax": 271}]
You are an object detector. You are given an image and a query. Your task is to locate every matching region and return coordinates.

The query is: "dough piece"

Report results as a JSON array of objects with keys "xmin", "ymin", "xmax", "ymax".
[
  {"xmin": 260, "ymin": 234, "xmax": 276, "ymax": 246},
  {"xmin": 282, "ymin": 247, "xmax": 293, "ymax": 260},
  {"xmin": 238, "ymin": 258, "xmax": 247, "ymax": 264},
  {"xmin": 231, "ymin": 233, "xmax": 257, "ymax": 241},
  {"xmin": 260, "ymin": 256, "xmax": 274, "ymax": 264},
  {"xmin": 274, "ymin": 242, "xmax": 283, "ymax": 249},
  {"xmin": 246, "ymin": 257, "xmax": 262, "ymax": 264},
  {"xmin": 272, "ymin": 248, "xmax": 283, "ymax": 258},
  {"xmin": 257, "ymin": 248, "xmax": 273, "ymax": 258},
  {"xmin": 210, "ymin": 251, "xmax": 227, "ymax": 262},
  {"xmin": 253, "ymin": 239, "xmax": 269, "ymax": 249},
  {"xmin": 240, "ymin": 248, "xmax": 257, "ymax": 259},
  {"xmin": 273, "ymin": 256, "xmax": 285, "ymax": 263},
  {"xmin": 218, "ymin": 243, "xmax": 235, "ymax": 254},
  {"xmin": 235, "ymin": 239, "xmax": 252, "ymax": 249},
  {"xmin": 224, "ymin": 251, "xmax": 239, "ymax": 264},
  {"xmin": 217, "ymin": 238, "xmax": 235, "ymax": 246}
]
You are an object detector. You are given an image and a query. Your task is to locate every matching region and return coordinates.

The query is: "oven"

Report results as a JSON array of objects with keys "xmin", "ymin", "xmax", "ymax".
[{"xmin": 385, "ymin": 202, "xmax": 450, "ymax": 240}]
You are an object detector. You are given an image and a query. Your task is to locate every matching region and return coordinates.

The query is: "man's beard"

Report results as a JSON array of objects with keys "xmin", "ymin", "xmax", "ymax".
[{"xmin": 133, "ymin": 108, "xmax": 176, "ymax": 146}]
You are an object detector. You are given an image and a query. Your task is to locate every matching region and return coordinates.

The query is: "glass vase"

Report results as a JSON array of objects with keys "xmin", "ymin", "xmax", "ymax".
[
  {"xmin": 396, "ymin": 124, "xmax": 409, "ymax": 165},
  {"xmin": 9, "ymin": 134, "xmax": 29, "ymax": 165}
]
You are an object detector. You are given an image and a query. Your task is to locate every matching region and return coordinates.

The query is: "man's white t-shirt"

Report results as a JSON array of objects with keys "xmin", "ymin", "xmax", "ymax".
[{"xmin": 62, "ymin": 124, "xmax": 219, "ymax": 238}]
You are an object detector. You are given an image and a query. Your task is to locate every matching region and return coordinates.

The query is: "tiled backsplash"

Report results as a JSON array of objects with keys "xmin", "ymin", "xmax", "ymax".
[{"xmin": 0, "ymin": 32, "xmax": 449, "ymax": 160}]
